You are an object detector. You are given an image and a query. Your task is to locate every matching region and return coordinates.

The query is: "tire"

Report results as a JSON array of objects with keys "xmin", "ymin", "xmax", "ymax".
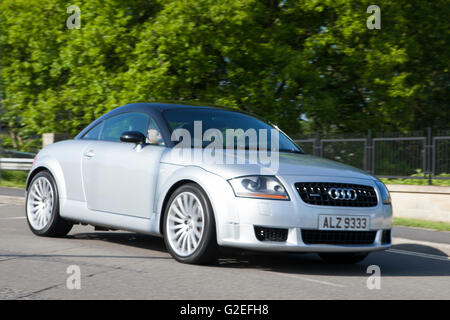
[
  {"xmin": 163, "ymin": 183, "xmax": 218, "ymax": 264},
  {"xmin": 26, "ymin": 170, "xmax": 73, "ymax": 237},
  {"xmin": 318, "ymin": 252, "xmax": 369, "ymax": 264}
]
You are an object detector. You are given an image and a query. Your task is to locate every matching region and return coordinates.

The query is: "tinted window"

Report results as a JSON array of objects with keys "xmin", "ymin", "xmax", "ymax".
[
  {"xmin": 100, "ymin": 113, "xmax": 149, "ymax": 142},
  {"xmin": 82, "ymin": 122, "xmax": 103, "ymax": 140},
  {"xmin": 163, "ymin": 108, "xmax": 302, "ymax": 152}
]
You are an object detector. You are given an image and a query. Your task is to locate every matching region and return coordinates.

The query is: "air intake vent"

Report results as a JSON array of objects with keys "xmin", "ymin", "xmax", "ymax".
[
  {"xmin": 295, "ymin": 182, "xmax": 378, "ymax": 207},
  {"xmin": 381, "ymin": 229, "xmax": 391, "ymax": 244},
  {"xmin": 301, "ymin": 230, "xmax": 377, "ymax": 245},
  {"xmin": 254, "ymin": 226, "xmax": 288, "ymax": 242}
]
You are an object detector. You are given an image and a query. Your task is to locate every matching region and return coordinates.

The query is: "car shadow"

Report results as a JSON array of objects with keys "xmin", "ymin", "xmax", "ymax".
[
  {"xmin": 68, "ymin": 231, "xmax": 169, "ymax": 254},
  {"xmin": 391, "ymin": 243, "xmax": 447, "ymax": 256},
  {"xmin": 67, "ymin": 231, "xmax": 449, "ymax": 277},
  {"xmin": 214, "ymin": 243, "xmax": 450, "ymax": 277}
]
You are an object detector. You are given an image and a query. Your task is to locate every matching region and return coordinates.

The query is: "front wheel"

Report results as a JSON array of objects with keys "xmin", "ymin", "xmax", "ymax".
[
  {"xmin": 318, "ymin": 252, "xmax": 369, "ymax": 264},
  {"xmin": 26, "ymin": 171, "xmax": 73, "ymax": 237},
  {"xmin": 163, "ymin": 183, "xmax": 218, "ymax": 264}
]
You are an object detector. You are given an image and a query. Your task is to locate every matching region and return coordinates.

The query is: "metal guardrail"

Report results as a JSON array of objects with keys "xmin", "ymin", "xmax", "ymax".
[
  {"xmin": 0, "ymin": 149, "xmax": 36, "ymax": 158},
  {"xmin": 293, "ymin": 128, "xmax": 450, "ymax": 181},
  {"xmin": 0, "ymin": 158, "xmax": 34, "ymax": 171}
]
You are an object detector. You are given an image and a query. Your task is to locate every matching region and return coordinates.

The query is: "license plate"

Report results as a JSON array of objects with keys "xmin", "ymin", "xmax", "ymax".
[{"xmin": 319, "ymin": 215, "xmax": 370, "ymax": 231}]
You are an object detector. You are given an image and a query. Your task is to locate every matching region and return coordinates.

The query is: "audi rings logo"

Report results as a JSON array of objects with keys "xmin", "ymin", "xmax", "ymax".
[{"xmin": 328, "ymin": 188, "xmax": 358, "ymax": 200}]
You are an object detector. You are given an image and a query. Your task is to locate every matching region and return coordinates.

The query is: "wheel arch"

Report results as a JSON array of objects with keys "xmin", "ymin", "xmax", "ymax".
[
  {"xmin": 154, "ymin": 166, "xmax": 235, "ymax": 245},
  {"xmin": 26, "ymin": 157, "xmax": 67, "ymax": 201},
  {"xmin": 26, "ymin": 166, "xmax": 50, "ymax": 191},
  {"xmin": 159, "ymin": 179, "xmax": 207, "ymax": 236}
]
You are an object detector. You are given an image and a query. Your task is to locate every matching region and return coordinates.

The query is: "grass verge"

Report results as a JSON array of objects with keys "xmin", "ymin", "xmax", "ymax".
[
  {"xmin": 394, "ymin": 217, "xmax": 450, "ymax": 232},
  {"xmin": 0, "ymin": 170, "xmax": 28, "ymax": 188},
  {"xmin": 380, "ymin": 178, "xmax": 450, "ymax": 186},
  {"xmin": 380, "ymin": 173, "xmax": 450, "ymax": 186}
]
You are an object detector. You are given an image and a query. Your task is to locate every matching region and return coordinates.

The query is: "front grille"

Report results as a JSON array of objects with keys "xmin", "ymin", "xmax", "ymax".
[
  {"xmin": 301, "ymin": 230, "xmax": 377, "ymax": 245},
  {"xmin": 254, "ymin": 226, "xmax": 288, "ymax": 242},
  {"xmin": 295, "ymin": 182, "xmax": 378, "ymax": 207}
]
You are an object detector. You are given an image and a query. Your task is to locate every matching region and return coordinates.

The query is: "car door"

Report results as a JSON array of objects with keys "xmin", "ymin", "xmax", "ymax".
[{"xmin": 81, "ymin": 112, "xmax": 166, "ymax": 219}]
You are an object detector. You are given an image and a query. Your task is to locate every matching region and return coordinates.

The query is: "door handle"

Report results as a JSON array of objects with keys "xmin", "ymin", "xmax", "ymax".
[{"xmin": 84, "ymin": 150, "xmax": 95, "ymax": 159}]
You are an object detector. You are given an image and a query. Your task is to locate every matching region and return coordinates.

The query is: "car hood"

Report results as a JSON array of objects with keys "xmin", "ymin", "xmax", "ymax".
[{"xmin": 161, "ymin": 149, "xmax": 375, "ymax": 181}]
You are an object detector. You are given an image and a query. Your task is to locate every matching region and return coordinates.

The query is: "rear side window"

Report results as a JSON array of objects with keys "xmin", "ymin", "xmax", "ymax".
[
  {"xmin": 99, "ymin": 112, "xmax": 149, "ymax": 142},
  {"xmin": 82, "ymin": 122, "xmax": 103, "ymax": 140}
]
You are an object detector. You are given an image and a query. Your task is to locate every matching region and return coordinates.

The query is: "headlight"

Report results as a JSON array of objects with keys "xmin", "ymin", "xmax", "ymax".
[
  {"xmin": 228, "ymin": 176, "xmax": 289, "ymax": 200},
  {"xmin": 375, "ymin": 180, "xmax": 391, "ymax": 205}
]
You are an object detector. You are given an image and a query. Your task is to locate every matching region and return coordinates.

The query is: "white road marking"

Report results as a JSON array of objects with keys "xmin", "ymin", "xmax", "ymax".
[
  {"xmin": 274, "ymin": 272, "xmax": 346, "ymax": 288},
  {"xmin": 393, "ymin": 237, "xmax": 450, "ymax": 248},
  {"xmin": 0, "ymin": 216, "xmax": 26, "ymax": 220},
  {"xmin": 387, "ymin": 248, "xmax": 449, "ymax": 262},
  {"xmin": 0, "ymin": 195, "xmax": 25, "ymax": 205}
]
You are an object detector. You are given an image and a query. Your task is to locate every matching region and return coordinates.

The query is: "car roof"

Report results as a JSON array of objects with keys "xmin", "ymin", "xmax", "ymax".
[{"xmin": 114, "ymin": 102, "xmax": 238, "ymax": 112}]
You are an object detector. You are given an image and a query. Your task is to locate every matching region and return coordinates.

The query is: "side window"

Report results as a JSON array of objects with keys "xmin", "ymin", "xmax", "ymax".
[
  {"xmin": 82, "ymin": 122, "xmax": 103, "ymax": 140},
  {"xmin": 146, "ymin": 118, "xmax": 165, "ymax": 146},
  {"xmin": 99, "ymin": 113, "xmax": 149, "ymax": 142}
]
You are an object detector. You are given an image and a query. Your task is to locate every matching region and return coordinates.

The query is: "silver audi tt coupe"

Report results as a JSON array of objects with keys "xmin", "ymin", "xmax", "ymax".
[{"xmin": 25, "ymin": 103, "xmax": 392, "ymax": 264}]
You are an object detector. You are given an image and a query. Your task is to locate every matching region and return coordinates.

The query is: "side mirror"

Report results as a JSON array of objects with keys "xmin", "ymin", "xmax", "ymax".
[{"xmin": 120, "ymin": 131, "xmax": 146, "ymax": 144}]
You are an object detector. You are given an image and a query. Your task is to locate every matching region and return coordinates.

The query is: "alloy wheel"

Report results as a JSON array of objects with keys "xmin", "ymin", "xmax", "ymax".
[
  {"xmin": 27, "ymin": 177, "xmax": 54, "ymax": 230},
  {"xmin": 166, "ymin": 191, "xmax": 205, "ymax": 257}
]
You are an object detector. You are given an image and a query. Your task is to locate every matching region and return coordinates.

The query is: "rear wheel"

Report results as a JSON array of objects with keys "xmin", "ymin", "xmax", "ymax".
[
  {"xmin": 318, "ymin": 252, "xmax": 369, "ymax": 264},
  {"xmin": 163, "ymin": 183, "xmax": 218, "ymax": 264},
  {"xmin": 26, "ymin": 171, "xmax": 73, "ymax": 237}
]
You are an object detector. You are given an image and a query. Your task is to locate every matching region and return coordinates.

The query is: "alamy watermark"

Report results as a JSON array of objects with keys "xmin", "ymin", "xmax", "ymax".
[
  {"xmin": 366, "ymin": 265, "xmax": 381, "ymax": 290},
  {"xmin": 67, "ymin": 5, "xmax": 81, "ymax": 29},
  {"xmin": 66, "ymin": 265, "xmax": 81, "ymax": 290},
  {"xmin": 367, "ymin": 5, "xmax": 381, "ymax": 30},
  {"xmin": 169, "ymin": 122, "xmax": 280, "ymax": 175}
]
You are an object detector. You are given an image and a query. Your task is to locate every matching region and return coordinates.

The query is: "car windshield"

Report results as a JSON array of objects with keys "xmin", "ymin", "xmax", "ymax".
[{"xmin": 163, "ymin": 108, "xmax": 303, "ymax": 153}]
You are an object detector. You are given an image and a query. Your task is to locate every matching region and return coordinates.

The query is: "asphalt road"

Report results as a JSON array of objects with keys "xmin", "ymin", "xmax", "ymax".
[
  {"xmin": 1, "ymin": 189, "xmax": 449, "ymax": 300},
  {"xmin": 0, "ymin": 187, "xmax": 24, "ymax": 197}
]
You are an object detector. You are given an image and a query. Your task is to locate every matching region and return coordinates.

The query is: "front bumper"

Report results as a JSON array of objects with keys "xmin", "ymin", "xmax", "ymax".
[
  {"xmin": 215, "ymin": 175, "xmax": 393, "ymax": 253},
  {"xmin": 221, "ymin": 224, "xmax": 391, "ymax": 252}
]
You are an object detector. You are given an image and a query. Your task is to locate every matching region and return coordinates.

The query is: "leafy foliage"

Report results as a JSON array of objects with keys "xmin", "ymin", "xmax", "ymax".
[{"xmin": 0, "ymin": 0, "xmax": 448, "ymax": 151}]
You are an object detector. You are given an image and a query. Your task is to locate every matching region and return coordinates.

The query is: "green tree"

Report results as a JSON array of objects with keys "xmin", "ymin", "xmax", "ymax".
[{"xmin": 0, "ymin": 0, "xmax": 448, "ymax": 151}]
